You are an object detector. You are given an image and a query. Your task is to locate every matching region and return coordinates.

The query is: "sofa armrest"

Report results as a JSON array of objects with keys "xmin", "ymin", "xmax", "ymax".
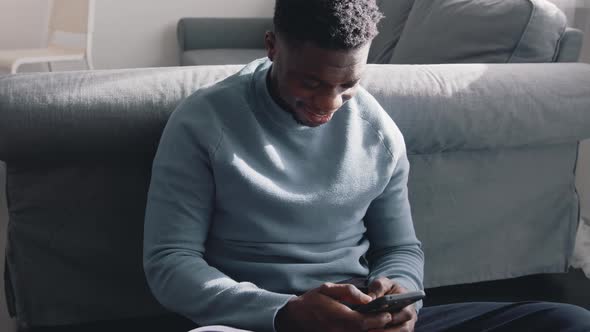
[
  {"xmin": 556, "ymin": 27, "xmax": 584, "ymax": 62},
  {"xmin": 177, "ymin": 18, "xmax": 272, "ymax": 53},
  {"xmin": 181, "ymin": 49, "xmax": 268, "ymax": 66}
]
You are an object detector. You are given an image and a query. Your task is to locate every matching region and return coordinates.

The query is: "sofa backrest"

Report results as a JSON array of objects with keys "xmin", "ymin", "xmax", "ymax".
[
  {"xmin": 367, "ymin": 0, "xmax": 415, "ymax": 64},
  {"xmin": 390, "ymin": 0, "xmax": 568, "ymax": 63},
  {"xmin": 369, "ymin": 0, "xmax": 582, "ymax": 64}
]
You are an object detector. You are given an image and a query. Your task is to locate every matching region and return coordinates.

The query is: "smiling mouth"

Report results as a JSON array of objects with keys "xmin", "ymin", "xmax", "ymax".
[
  {"xmin": 293, "ymin": 100, "xmax": 338, "ymax": 126},
  {"xmin": 308, "ymin": 109, "xmax": 334, "ymax": 116},
  {"xmin": 300, "ymin": 106, "xmax": 335, "ymax": 126}
]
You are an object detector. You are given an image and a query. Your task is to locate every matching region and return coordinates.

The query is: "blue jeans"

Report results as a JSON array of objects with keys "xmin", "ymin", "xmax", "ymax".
[{"xmin": 416, "ymin": 302, "xmax": 590, "ymax": 331}]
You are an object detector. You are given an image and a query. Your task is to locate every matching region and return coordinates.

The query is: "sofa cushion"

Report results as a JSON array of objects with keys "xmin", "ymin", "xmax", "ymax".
[
  {"xmin": 368, "ymin": 0, "xmax": 415, "ymax": 64},
  {"xmin": 389, "ymin": 0, "xmax": 567, "ymax": 64},
  {"xmin": 181, "ymin": 49, "xmax": 267, "ymax": 66}
]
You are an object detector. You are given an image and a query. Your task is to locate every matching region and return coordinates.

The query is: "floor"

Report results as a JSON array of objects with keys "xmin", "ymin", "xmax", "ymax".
[{"xmin": 19, "ymin": 268, "xmax": 590, "ymax": 332}]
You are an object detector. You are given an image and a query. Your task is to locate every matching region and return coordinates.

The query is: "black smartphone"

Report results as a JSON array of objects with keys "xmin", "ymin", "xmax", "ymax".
[{"xmin": 348, "ymin": 290, "xmax": 425, "ymax": 314}]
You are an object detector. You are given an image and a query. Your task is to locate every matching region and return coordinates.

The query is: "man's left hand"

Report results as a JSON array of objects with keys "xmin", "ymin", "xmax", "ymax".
[{"xmin": 366, "ymin": 277, "xmax": 418, "ymax": 332}]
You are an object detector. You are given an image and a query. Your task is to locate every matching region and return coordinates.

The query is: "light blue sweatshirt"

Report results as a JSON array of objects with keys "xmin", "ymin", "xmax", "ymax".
[{"xmin": 143, "ymin": 59, "xmax": 424, "ymax": 332}]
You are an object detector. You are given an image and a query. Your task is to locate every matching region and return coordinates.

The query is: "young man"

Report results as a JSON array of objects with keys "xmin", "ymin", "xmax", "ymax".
[{"xmin": 144, "ymin": 0, "xmax": 590, "ymax": 331}]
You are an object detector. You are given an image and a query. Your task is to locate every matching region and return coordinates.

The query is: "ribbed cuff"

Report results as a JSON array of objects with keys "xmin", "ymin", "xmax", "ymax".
[{"xmin": 390, "ymin": 278, "xmax": 423, "ymax": 313}]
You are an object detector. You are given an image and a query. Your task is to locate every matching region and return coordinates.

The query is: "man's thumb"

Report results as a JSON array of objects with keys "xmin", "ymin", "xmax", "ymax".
[{"xmin": 318, "ymin": 282, "xmax": 373, "ymax": 304}]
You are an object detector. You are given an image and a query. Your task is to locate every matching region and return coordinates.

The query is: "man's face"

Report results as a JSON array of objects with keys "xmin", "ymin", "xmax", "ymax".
[{"xmin": 265, "ymin": 32, "xmax": 370, "ymax": 127}]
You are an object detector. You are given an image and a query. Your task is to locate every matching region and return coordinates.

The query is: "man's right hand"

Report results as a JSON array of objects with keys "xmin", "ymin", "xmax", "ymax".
[{"xmin": 275, "ymin": 282, "xmax": 394, "ymax": 332}]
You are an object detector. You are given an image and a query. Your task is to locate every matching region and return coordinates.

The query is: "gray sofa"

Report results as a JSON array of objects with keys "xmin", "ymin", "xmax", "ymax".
[
  {"xmin": 2, "ymin": 0, "xmax": 590, "ymax": 330},
  {"xmin": 178, "ymin": 0, "xmax": 584, "ymax": 66},
  {"xmin": 2, "ymin": 62, "xmax": 590, "ymax": 329}
]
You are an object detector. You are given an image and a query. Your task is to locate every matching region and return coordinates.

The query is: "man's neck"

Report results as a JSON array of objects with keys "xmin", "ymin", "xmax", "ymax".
[{"xmin": 266, "ymin": 65, "xmax": 292, "ymax": 115}]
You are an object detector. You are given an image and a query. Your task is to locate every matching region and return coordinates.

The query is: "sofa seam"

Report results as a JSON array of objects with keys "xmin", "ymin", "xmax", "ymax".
[
  {"xmin": 552, "ymin": 25, "xmax": 568, "ymax": 62},
  {"xmin": 507, "ymin": 0, "xmax": 537, "ymax": 63},
  {"xmin": 177, "ymin": 18, "xmax": 186, "ymax": 52},
  {"xmin": 566, "ymin": 140, "xmax": 582, "ymax": 269}
]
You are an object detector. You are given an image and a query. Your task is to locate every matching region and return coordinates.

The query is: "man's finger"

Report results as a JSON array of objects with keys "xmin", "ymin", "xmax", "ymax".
[
  {"xmin": 356, "ymin": 312, "xmax": 393, "ymax": 331},
  {"xmin": 319, "ymin": 282, "xmax": 373, "ymax": 304},
  {"xmin": 388, "ymin": 306, "xmax": 414, "ymax": 326},
  {"xmin": 312, "ymin": 291, "xmax": 393, "ymax": 331},
  {"xmin": 367, "ymin": 277, "xmax": 393, "ymax": 299},
  {"xmin": 372, "ymin": 321, "xmax": 413, "ymax": 332}
]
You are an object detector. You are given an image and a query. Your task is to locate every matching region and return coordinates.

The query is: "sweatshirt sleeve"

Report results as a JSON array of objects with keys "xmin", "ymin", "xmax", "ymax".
[
  {"xmin": 363, "ymin": 148, "xmax": 425, "ymax": 311},
  {"xmin": 143, "ymin": 99, "xmax": 295, "ymax": 332}
]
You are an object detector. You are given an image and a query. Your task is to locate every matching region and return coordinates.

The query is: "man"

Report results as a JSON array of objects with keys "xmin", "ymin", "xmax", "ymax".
[{"xmin": 144, "ymin": 0, "xmax": 590, "ymax": 331}]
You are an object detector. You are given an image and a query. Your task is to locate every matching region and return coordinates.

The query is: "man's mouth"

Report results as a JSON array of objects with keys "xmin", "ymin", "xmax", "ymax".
[
  {"xmin": 300, "ymin": 106, "xmax": 334, "ymax": 126},
  {"xmin": 293, "ymin": 100, "xmax": 338, "ymax": 126}
]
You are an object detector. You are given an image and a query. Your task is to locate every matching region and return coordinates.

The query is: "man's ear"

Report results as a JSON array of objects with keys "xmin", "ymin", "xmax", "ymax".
[{"xmin": 265, "ymin": 31, "xmax": 277, "ymax": 61}]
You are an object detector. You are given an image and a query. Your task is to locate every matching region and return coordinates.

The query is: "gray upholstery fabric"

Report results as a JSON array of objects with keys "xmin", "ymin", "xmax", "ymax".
[
  {"xmin": 176, "ymin": 1, "xmax": 580, "ymax": 66},
  {"xmin": 2, "ymin": 64, "xmax": 590, "ymax": 160},
  {"xmin": 0, "ymin": 66, "xmax": 239, "ymax": 161},
  {"xmin": 409, "ymin": 143, "xmax": 579, "ymax": 287},
  {"xmin": 177, "ymin": 18, "xmax": 272, "ymax": 66},
  {"xmin": 390, "ymin": 0, "xmax": 568, "ymax": 64},
  {"xmin": 509, "ymin": 0, "xmax": 567, "ymax": 62},
  {"xmin": 5, "ymin": 161, "xmax": 163, "ymax": 325},
  {"xmin": 360, "ymin": 63, "xmax": 590, "ymax": 153},
  {"xmin": 177, "ymin": 18, "xmax": 271, "ymax": 51},
  {"xmin": 1, "ymin": 63, "xmax": 590, "ymax": 326},
  {"xmin": 367, "ymin": 0, "xmax": 415, "ymax": 64},
  {"xmin": 182, "ymin": 49, "xmax": 268, "ymax": 66},
  {"xmin": 557, "ymin": 27, "xmax": 584, "ymax": 62}
]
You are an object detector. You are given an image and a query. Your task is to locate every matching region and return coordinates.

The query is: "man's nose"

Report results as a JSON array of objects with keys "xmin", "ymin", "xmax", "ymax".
[{"xmin": 313, "ymin": 93, "xmax": 344, "ymax": 113}]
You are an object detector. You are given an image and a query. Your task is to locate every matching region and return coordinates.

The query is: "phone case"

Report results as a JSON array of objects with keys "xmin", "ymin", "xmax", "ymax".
[{"xmin": 351, "ymin": 290, "xmax": 425, "ymax": 314}]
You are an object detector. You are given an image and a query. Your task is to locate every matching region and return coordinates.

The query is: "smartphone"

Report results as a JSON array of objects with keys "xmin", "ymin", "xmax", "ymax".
[{"xmin": 348, "ymin": 290, "xmax": 425, "ymax": 314}]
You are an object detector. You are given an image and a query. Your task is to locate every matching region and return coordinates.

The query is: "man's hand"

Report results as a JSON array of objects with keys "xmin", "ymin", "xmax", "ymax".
[
  {"xmin": 366, "ymin": 277, "xmax": 418, "ymax": 332},
  {"xmin": 275, "ymin": 282, "xmax": 394, "ymax": 332}
]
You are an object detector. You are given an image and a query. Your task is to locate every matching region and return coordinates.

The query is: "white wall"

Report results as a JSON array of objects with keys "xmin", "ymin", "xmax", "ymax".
[
  {"xmin": 90, "ymin": 0, "xmax": 274, "ymax": 70},
  {"xmin": 0, "ymin": 0, "xmax": 50, "ymax": 72},
  {"xmin": 0, "ymin": 0, "xmax": 49, "ymax": 48}
]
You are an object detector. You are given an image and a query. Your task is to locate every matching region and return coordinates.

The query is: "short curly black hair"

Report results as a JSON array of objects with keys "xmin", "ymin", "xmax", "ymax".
[{"xmin": 273, "ymin": 0, "xmax": 383, "ymax": 50}]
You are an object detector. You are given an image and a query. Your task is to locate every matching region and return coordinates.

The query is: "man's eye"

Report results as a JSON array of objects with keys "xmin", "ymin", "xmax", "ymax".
[
  {"xmin": 342, "ymin": 82, "xmax": 359, "ymax": 90},
  {"xmin": 302, "ymin": 80, "xmax": 320, "ymax": 89}
]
